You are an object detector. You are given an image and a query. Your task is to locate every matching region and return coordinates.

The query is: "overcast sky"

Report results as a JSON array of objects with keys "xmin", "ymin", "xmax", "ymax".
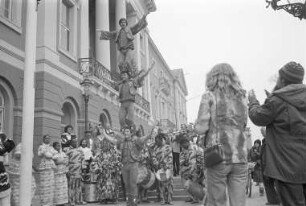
[{"xmin": 146, "ymin": 0, "xmax": 306, "ymax": 140}]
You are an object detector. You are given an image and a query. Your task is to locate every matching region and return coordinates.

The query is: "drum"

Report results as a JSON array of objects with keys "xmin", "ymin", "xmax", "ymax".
[
  {"xmin": 155, "ymin": 169, "xmax": 172, "ymax": 183},
  {"xmin": 141, "ymin": 170, "xmax": 156, "ymax": 189},
  {"xmin": 137, "ymin": 166, "xmax": 155, "ymax": 189},
  {"xmin": 84, "ymin": 182, "xmax": 98, "ymax": 202},
  {"xmin": 137, "ymin": 165, "xmax": 149, "ymax": 184},
  {"xmin": 184, "ymin": 179, "xmax": 205, "ymax": 200}
]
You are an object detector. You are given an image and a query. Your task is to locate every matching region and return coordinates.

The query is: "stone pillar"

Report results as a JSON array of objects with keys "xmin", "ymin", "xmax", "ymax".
[
  {"xmin": 144, "ymin": 32, "xmax": 154, "ymax": 123},
  {"xmin": 96, "ymin": 0, "xmax": 111, "ymax": 69},
  {"xmin": 115, "ymin": 0, "xmax": 126, "ymax": 30},
  {"xmin": 80, "ymin": 0, "xmax": 89, "ymax": 58},
  {"xmin": 19, "ymin": 1, "xmax": 37, "ymax": 205}
]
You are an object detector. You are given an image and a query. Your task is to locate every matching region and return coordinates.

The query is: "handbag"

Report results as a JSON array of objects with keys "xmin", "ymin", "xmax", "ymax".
[
  {"xmin": 204, "ymin": 144, "xmax": 224, "ymax": 168},
  {"xmin": 204, "ymin": 92, "xmax": 224, "ymax": 168}
]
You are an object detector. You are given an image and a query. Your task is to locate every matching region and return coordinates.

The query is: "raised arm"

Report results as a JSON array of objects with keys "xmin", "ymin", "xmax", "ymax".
[
  {"xmin": 136, "ymin": 60, "xmax": 155, "ymax": 87},
  {"xmin": 138, "ymin": 126, "xmax": 158, "ymax": 144},
  {"xmin": 101, "ymin": 129, "xmax": 118, "ymax": 145},
  {"xmin": 130, "ymin": 14, "xmax": 148, "ymax": 35}
]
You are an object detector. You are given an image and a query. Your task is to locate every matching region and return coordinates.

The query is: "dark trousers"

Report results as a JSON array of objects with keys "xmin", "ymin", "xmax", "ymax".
[
  {"xmin": 275, "ymin": 180, "xmax": 306, "ymax": 206},
  {"xmin": 172, "ymin": 152, "xmax": 180, "ymax": 176},
  {"xmin": 122, "ymin": 162, "xmax": 139, "ymax": 206},
  {"xmin": 263, "ymin": 175, "xmax": 280, "ymax": 204}
]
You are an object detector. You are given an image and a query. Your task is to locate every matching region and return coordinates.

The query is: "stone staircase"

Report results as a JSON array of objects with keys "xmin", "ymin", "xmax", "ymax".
[
  {"xmin": 119, "ymin": 176, "xmax": 188, "ymax": 202},
  {"xmin": 31, "ymin": 176, "xmax": 188, "ymax": 205}
]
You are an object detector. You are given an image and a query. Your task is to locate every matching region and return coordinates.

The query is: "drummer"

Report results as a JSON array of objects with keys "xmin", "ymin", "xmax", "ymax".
[
  {"xmin": 152, "ymin": 133, "xmax": 173, "ymax": 205},
  {"xmin": 101, "ymin": 125, "xmax": 158, "ymax": 206},
  {"xmin": 179, "ymin": 135, "xmax": 199, "ymax": 204}
]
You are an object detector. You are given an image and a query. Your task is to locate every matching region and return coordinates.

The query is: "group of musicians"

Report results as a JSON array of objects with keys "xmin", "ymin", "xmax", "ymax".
[{"xmin": 77, "ymin": 123, "xmax": 205, "ymax": 206}]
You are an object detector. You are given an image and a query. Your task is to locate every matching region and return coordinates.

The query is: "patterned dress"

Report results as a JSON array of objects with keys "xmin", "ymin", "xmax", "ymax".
[
  {"xmin": 96, "ymin": 139, "xmax": 122, "ymax": 202},
  {"xmin": 0, "ymin": 139, "xmax": 15, "ymax": 204},
  {"xmin": 38, "ymin": 143, "xmax": 57, "ymax": 206},
  {"xmin": 53, "ymin": 150, "xmax": 69, "ymax": 205},
  {"xmin": 152, "ymin": 144, "xmax": 173, "ymax": 203},
  {"xmin": 180, "ymin": 144, "xmax": 197, "ymax": 181},
  {"xmin": 66, "ymin": 147, "xmax": 84, "ymax": 205},
  {"xmin": 7, "ymin": 158, "xmax": 36, "ymax": 206}
]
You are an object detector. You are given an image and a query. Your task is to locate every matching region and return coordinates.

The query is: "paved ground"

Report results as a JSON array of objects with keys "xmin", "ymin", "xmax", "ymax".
[{"xmin": 85, "ymin": 184, "xmax": 269, "ymax": 206}]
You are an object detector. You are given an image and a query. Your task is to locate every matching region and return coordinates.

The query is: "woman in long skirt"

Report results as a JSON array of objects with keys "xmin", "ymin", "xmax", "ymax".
[
  {"xmin": 38, "ymin": 134, "xmax": 57, "ymax": 206},
  {"xmin": 7, "ymin": 143, "xmax": 36, "ymax": 206},
  {"xmin": 96, "ymin": 138, "xmax": 122, "ymax": 204},
  {"xmin": 66, "ymin": 138, "xmax": 85, "ymax": 206},
  {"xmin": 52, "ymin": 142, "xmax": 69, "ymax": 206}
]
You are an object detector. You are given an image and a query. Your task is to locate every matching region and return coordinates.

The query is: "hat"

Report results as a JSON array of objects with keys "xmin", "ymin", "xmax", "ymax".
[{"xmin": 279, "ymin": 62, "xmax": 304, "ymax": 84}]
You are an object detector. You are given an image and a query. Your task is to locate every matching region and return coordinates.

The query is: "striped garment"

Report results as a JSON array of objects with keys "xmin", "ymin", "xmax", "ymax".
[
  {"xmin": 53, "ymin": 151, "xmax": 68, "ymax": 205},
  {"xmin": 66, "ymin": 147, "xmax": 84, "ymax": 205},
  {"xmin": 180, "ymin": 145, "xmax": 197, "ymax": 180},
  {"xmin": 7, "ymin": 158, "xmax": 36, "ymax": 206},
  {"xmin": 37, "ymin": 143, "xmax": 57, "ymax": 206}
]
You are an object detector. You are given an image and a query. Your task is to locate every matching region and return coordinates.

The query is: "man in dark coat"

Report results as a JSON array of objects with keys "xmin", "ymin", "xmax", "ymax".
[{"xmin": 248, "ymin": 61, "xmax": 306, "ymax": 206}]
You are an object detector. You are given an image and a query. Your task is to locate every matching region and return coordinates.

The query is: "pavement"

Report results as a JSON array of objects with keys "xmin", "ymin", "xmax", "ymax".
[{"xmin": 85, "ymin": 184, "xmax": 269, "ymax": 206}]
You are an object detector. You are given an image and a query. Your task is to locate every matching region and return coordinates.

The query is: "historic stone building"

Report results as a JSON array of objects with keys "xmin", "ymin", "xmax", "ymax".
[{"xmin": 0, "ymin": 0, "xmax": 187, "ymax": 165}]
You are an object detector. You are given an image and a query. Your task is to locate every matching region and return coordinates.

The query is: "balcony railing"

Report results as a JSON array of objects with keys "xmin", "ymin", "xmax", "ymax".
[
  {"xmin": 135, "ymin": 93, "xmax": 150, "ymax": 113},
  {"xmin": 78, "ymin": 58, "xmax": 118, "ymax": 90},
  {"xmin": 78, "ymin": 58, "xmax": 150, "ymax": 113}
]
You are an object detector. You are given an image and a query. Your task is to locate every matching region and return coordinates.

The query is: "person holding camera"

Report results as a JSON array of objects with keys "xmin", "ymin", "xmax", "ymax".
[{"xmin": 194, "ymin": 63, "xmax": 248, "ymax": 206}]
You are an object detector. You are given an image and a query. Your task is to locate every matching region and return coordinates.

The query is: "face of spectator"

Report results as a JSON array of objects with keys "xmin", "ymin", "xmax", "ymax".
[
  {"xmin": 67, "ymin": 127, "xmax": 73, "ymax": 134},
  {"xmin": 81, "ymin": 140, "xmax": 87, "ymax": 148},
  {"xmin": 43, "ymin": 135, "xmax": 50, "ymax": 144},
  {"xmin": 54, "ymin": 143, "xmax": 61, "ymax": 152},
  {"xmin": 254, "ymin": 142, "xmax": 260, "ymax": 148}
]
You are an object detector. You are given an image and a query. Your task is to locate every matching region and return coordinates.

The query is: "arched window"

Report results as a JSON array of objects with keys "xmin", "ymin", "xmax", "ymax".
[
  {"xmin": 0, "ymin": 91, "xmax": 4, "ymax": 133},
  {"xmin": 61, "ymin": 101, "xmax": 76, "ymax": 133},
  {"xmin": 99, "ymin": 109, "xmax": 112, "ymax": 128}
]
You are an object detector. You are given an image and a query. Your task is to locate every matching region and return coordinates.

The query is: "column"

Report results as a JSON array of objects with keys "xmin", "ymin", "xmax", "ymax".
[
  {"xmin": 115, "ymin": 0, "xmax": 126, "ymax": 30},
  {"xmin": 144, "ymin": 32, "xmax": 154, "ymax": 123},
  {"xmin": 80, "ymin": 0, "xmax": 89, "ymax": 58},
  {"xmin": 96, "ymin": 0, "xmax": 111, "ymax": 69},
  {"xmin": 19, "ymin": 1, "xmax": 37, "ymax": 205}
]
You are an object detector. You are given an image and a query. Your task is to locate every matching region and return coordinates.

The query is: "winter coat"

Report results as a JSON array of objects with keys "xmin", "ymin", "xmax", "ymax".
[{"xmin": 249, "ymin": 84, "xmax": 306, "ymax": 183}]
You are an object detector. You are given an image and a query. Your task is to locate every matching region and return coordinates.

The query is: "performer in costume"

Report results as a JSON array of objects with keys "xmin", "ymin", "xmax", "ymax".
[
  {"xmin": 114, "ymin": 61, "xmax": 155, "ymax": 129},
  {"xmin": 102, "ymin": 125, "xmax": 158, "ymax": 206},
  {"xmin": 66, "ymin": 138, "xmax": 86, "ymax": 206},
  {"xmin": 96, "ymin": 137, "xmax": 122, "ymax": 204},
  {"xmin": 0, "ymin": 133, "xmax": 15, "ymax": 206},
  {"xmin": 152, "ymin": 133, "xmax": 173, "ymax": 205},
  {"xmin": 98, "ymin": 12, "xmax": 150, "ymax": 77},
  {"xmin": 179, "ymin": 136, "xmax": 198, "ymax": 204}
]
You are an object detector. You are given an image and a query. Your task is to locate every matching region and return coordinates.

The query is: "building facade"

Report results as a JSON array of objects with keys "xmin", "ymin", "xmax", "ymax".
[{"xmin": 0, "ymin": 0, "xmax": 187, "ymax": 165}]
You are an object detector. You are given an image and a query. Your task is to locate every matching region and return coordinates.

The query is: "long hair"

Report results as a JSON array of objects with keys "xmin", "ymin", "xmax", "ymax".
[{"xmin": 205, "ymin": 63, "xmax": 245, "ymax": 96}]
